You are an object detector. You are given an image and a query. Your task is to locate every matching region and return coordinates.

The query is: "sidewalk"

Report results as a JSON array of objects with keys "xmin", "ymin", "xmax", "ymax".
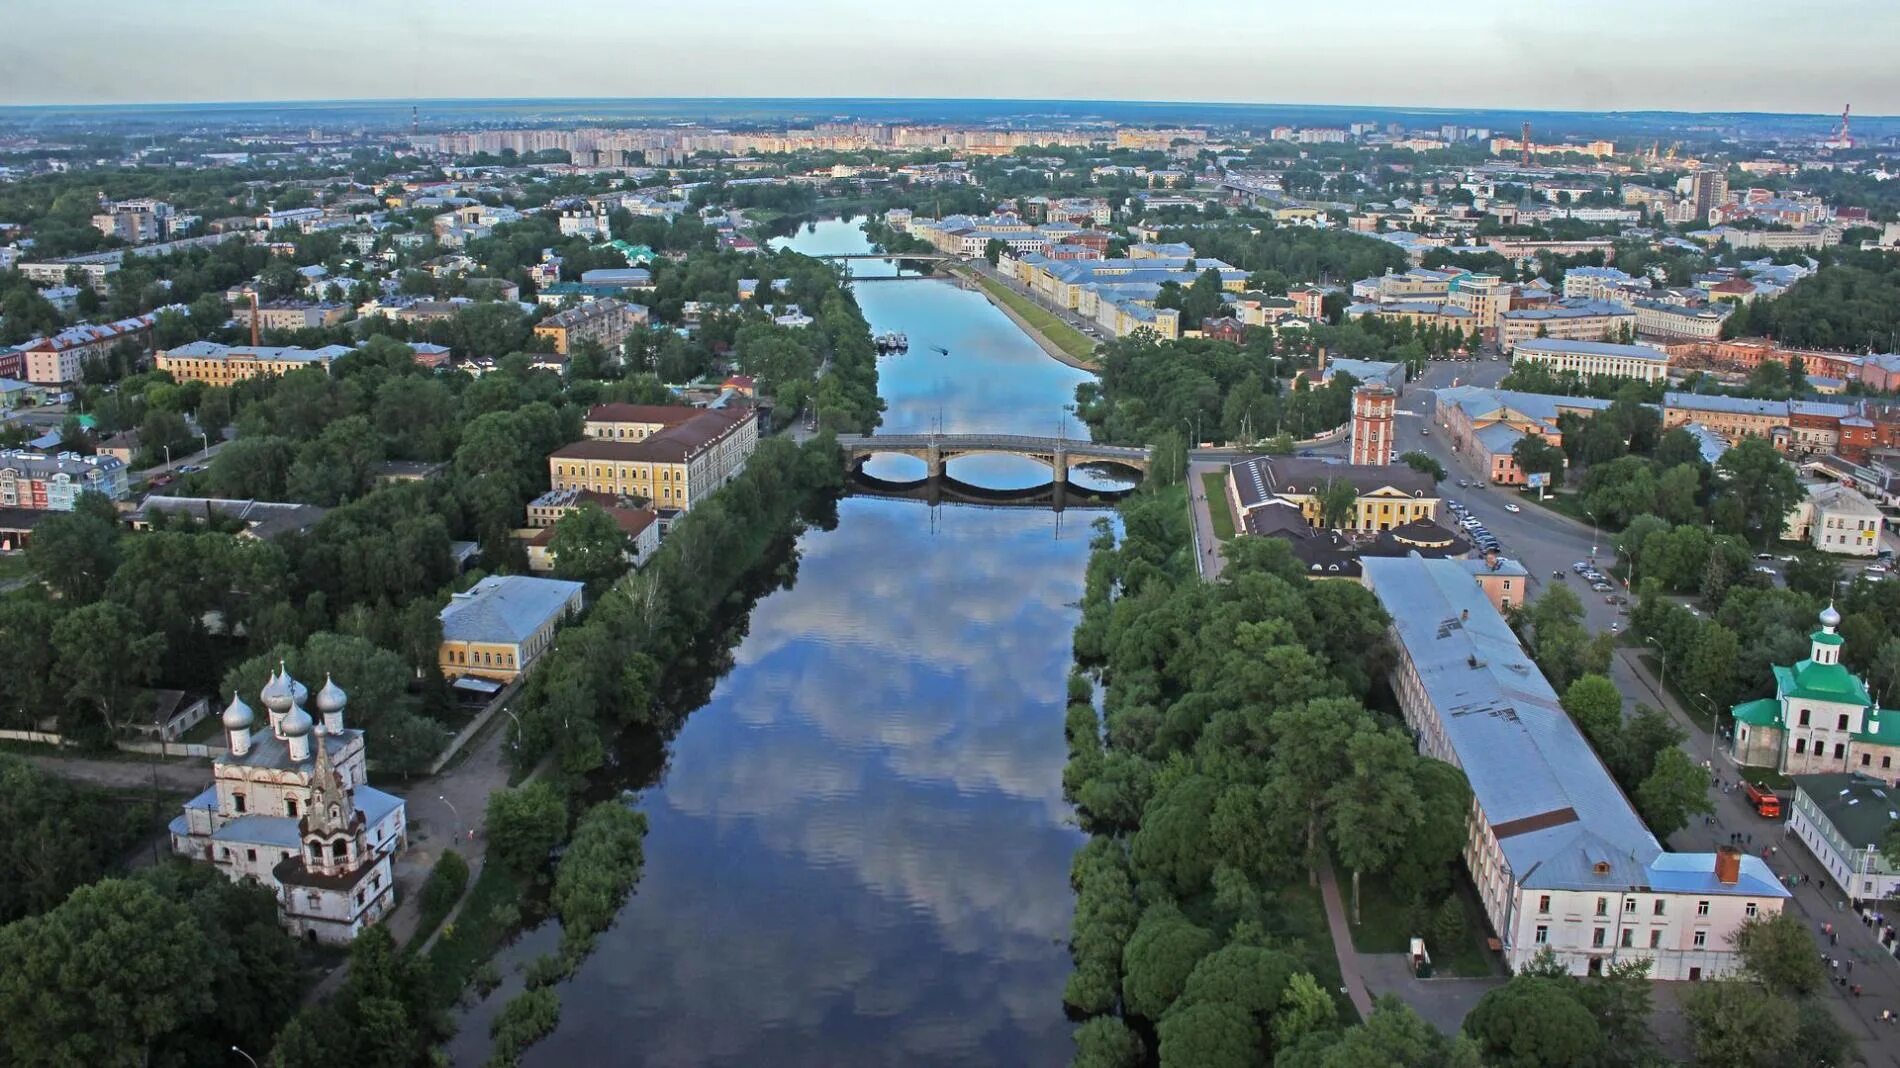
[
  {"xmin": 1617, "ymin": 648, "xmax": 1900, "ymax": 1059},
  {"xmin": 1186, "ymin": 457, "xmax": 1228, "ymax": 582},
  {"xmin": 1315, "ymin": 855, "xmax": 1376, "ymax": 1021}
]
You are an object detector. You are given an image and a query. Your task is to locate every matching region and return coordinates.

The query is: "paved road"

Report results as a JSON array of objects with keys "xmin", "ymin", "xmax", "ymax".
[{"xmin": 1186, "ymin": 457, "xmax": 1229, "ymax": 581}]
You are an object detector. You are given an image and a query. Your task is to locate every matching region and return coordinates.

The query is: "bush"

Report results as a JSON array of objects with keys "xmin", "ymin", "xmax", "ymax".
[
  {"xmin": 553, "ymin": 802, "xmax": 649, "ymax": 953},
  {"xmin": 414, "ymin": 849, "xmax": 470, "ymax": 942},
  {"xmin": 485, "ymin": 782, "xmax": 569, "ymax": 878},
  {"xmin": 486, "ymin": 987, "xmax": 560, "ymax": 1066},
  {"xmin": 522, "ymin": 952, "xmax": 573, "ymax": 990}
]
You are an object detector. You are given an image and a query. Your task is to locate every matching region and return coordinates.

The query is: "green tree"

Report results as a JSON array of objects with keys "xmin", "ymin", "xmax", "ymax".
[
  {"xmin": 1680, "ymin": 979, "xmax": 1797, "ymax": 1068},
  {"xmin": 1328, "ymin": 727, "xmax": 1425, "ymax": 924},
  {"xmin": 0, "ymin": 877, "xmax": 213, "ymax": 1066},
  {"xmin": 1715, "ymin": 437, "xmax": 1801, "ymax": 547},
  {"xmin": 485, "ymin": 781, "xmax": 570, "ymax": 879},
  {"xmin": 1561, "ymin": 674, "xmax": 1624, "ymax": 750},
  {"xmin": 1511, "ymin": 432, "xmax": 1566, "ymax": 483},
  {"xmin": 1121, "ymin": 902, "xmax": 1217, "ymax": 1020},
  {"xmin": 1732, "ymin": 911, "xmax": 1825, "ymax": 996},
  {"xmin": 1462, "ymin": 976, "xmax": 1606, "ymax": 1068},
  {"xmin": 548, "ymin": 503, "xmax": 632, "ymax": 593},
  {"xmin": 53, "ymin": 601, "xmax": 162, "ymax": 741},
  {"xmin": 1636, "ymin": 746, "xmax": 1713, "ymax": 837},
  {"xmin": 1073, "ymin": 1016, "xmax": 1145, "ymax": 1068},
  {"xmin": 1398, "ymin": 450, "xmax": 1446, "ymax": 481},
  {"xmin": 1316, "ymin": 476, "xmax": 1360, "ymax": 530},
  {"xmin": 1273, "ymin": 971, "xmax": 1337, "ymax": 1048},
  {"xmin": 1156, "ymin": 1001, "xmax": 1258, "ymax": 1068},
  {"xmin": 26, "ymin": 495, "xmax": 122, "ymax": 602},
  {"xmin": 552, "ymin": 801, "xmax": 648, "ymax": 951},
  {"xmin": 983, "ymin": 238, "xmax": 1006, "ymax": 266}
]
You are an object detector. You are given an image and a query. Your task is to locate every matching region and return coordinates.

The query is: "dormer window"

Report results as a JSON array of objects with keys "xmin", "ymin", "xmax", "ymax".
[{"xmin": 1592, "ymin": 860, "xmax": 1611, "ymax": 876}]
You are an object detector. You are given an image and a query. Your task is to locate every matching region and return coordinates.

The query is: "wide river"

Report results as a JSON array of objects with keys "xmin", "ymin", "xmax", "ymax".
[{"xmin": 455, "ymin": 218, "xmax": 1122, "ymax": 1066}]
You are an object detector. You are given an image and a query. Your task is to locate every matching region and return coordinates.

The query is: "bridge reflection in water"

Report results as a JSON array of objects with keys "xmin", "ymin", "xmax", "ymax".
[{"xmin": 847, "ymin": 469, "xmax": 1133, "ymax": 511}]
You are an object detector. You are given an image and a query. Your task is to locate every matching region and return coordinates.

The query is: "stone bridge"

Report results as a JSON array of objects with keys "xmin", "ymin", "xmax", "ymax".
[
  {"xmin": 825, "ymin": 251, "xmax": 957, "ymax": 262},
  {"xmin": 836, "ymin": 433, "xmax": 1151, "ymax": 482}
]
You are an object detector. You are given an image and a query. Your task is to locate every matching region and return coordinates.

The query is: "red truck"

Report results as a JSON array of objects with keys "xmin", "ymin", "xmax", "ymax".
[{"xmin": 1744, "ymin": 781, "xmax": 1782, "ymax": 818}]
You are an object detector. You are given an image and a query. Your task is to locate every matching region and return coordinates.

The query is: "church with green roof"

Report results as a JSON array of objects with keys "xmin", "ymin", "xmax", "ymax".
[{"xmin": 1729, "ymin": 605, "xmax": 1900, "ymax": 778}]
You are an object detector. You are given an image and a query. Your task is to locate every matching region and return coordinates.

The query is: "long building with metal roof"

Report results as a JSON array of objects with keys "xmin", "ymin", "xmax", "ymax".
[{"xmin": 1362, "ymin": 556, "xmax": 1787, "ymax": 979}]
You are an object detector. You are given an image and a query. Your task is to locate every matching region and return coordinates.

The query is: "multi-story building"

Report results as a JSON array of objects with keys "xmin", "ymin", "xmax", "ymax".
[
  {"xmin": 1562, "ymin": 266, "xmax": 1637, "ymax": 303},
  {"xmin": 533, "ymin": 298, "xmax": 648, "ymax": 356},
  {"xmin": 1350, "ymin": 383, "xmax": 1397, "ymax": 466},
  {"xmin": 1730, "ymin": 606, "xmax": 1900, "ymax": 776},
  {"xmin": 155, "ymin": 341, "xmax": 347, "ymax": 386},
  {"xmin": 1781, "ymin": 482, "xmax": 1884, "ymax": 556},
  {"xmin": 552, "ymin": 403, "xmax": 757, "ymax": 512},
  {"xmin": 438, "ymin": 575, "xmax": 586, "ymax": 683},
  {"xmin": 1511, "ymin": 338, "xmax": 1670, "ymax": 384},
  {"xmin": 92, "ymin": 198, "xmax": 180, "ymax": 244},
  {"xmin": 1498, "ymin": 302, "xmax": 1635, "ymax": 353},
  {"xmin": 235, "ymin": 300, "xmax": 351, "ymax": 332},
  {"xmin": 1660, "ymin": 392, "xmax": 1787, "ymax": 445},
  {"xmin": 1688, "ymin": 169, "xmax": 1729, "ymax": 223},
  {"xmin": 1787, "ymin": 774, "xmax": 1900, "ymax": 905},
  {"xmin": 170, "ymin": 670, "xmax": 407, "ymax": 945},
  {"xmin": 1363, "ymin": 556, "xmax": 1788, "ymax": 980},
  {"xmin": 1631, "ymin": 300, "xmax": 1729, "ymax": 342},
  {"xmin": 1226, "ymin": 456, "xmax": 1439, "ymax": 533},
  {"xmin": 18, "ymin": 313, "xmax": 159, "ymax": 384},
  {"xmin": 1435, "ymin": 386, "xmax": 1613, "ymax": 485},
  {"xmin": 0, "ymin": 450, "xmax": 129, "ymax": 509}
]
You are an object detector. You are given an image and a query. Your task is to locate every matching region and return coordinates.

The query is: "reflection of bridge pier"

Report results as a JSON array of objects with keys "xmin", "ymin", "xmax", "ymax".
[{"xmin": 849, "ymin": 470, "xmax": 1115, "ymax": 512}]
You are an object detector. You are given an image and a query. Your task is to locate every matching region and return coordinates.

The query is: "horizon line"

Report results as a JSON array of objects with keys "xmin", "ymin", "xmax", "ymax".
[{"xmin": 0, "ymin": 94, "xmax": 1884, "ymax": 122}]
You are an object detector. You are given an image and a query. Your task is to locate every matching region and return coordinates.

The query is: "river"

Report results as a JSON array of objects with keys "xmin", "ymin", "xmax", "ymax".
[{"xmin": 452, "ymin": 217, "xmax": 1119, "ymax": 1066}]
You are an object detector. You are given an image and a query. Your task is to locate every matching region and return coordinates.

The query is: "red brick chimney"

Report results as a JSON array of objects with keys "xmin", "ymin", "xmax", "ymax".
[{"xmin": 1714, "ymin": 846, "xmax": 1741, "ymax": 886}]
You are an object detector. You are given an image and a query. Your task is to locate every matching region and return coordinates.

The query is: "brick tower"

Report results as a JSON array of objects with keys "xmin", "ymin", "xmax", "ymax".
[{"xmin": 1350, "ymin": 383, "xmax": 1397, "ymax": 466}]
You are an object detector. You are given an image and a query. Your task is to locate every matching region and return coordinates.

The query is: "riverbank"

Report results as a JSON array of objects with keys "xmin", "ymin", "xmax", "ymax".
[{"xmin": 954, "ymin": 267, "xmax": 1102, "ymax": 371}]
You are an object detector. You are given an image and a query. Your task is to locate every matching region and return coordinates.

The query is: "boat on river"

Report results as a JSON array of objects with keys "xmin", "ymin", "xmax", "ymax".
[{"xmin": 874, "ymin": 332, "xmax": 909, "ymax": 353}]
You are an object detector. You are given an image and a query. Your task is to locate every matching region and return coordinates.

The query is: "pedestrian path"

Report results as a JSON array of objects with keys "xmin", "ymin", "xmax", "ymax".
[{"xmin": 1315, "ymin": 855, "xmax": 1377, "ymax": 1020}]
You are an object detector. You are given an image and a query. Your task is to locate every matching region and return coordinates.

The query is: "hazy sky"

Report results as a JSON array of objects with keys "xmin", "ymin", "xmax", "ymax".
[{"xmin": 7, "ymin": 0, "xmax": 1895, "ymax": 114}]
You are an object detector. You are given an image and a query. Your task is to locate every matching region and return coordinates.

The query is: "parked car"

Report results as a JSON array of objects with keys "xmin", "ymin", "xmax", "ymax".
[
  {"xmin": 1553, "ymin": 570, "xmax": 1566, "ymax": 579},
  {"xmin": 1504, "ymin": 503, "xmax": 1521, "ymax": 513},
  {"xmin": 1591, "ymin": 582, "xmax": 1613, "ymax": 593},
  {"xmin": 1755, "ymin": 553, "xmax": 1775, "ymax": 561}
]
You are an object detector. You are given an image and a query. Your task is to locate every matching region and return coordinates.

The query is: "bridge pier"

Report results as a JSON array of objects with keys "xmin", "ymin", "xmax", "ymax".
[
  {"xmin": 1053, "ymin": 447, "xmax": 1069, "ymax": 486},
  {"xmin": 926, "ymin": 444, "xmax": 944, "ymax": 479}
]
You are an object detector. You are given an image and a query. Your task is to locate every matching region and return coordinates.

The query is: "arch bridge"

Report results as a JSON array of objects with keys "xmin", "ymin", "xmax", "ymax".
[{"xmin": 836, "ymin": 433, "xmax": 1151, "ymax": 482}]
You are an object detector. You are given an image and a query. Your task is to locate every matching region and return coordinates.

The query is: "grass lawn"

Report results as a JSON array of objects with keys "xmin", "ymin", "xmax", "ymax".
[
  {"xmin": 1635, "ymin": 651, "xmax": 1720, "ymax": 734},
  {"xmin": 422, "ymin": 863, "xmax": 531, "ymax": 1005},
  {"xmin": 1270, "ymin": 881, "xmax": 1357, "ymax": 1020},
  {"xmin": 1345, "ymin": 869, "xmax": 1496, "ymax": 978},
  {"xmin": 0, "ymin": 553, "xmax": 31, "ymax": 581},
  {"xmin": 968, "ymin": 273, "xmax": 1099, "ymax": 364},
  {"xmin": 1201, "ymin": 471, "xmax": 1236, "ymax": 541}
]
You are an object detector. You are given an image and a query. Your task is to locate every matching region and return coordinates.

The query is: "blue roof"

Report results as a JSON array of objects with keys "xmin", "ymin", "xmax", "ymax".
[
  {"xmin": 1645, "ymin": 852, "xmax": 1787, "ymax": 897},
  {"xmin": 1513, "ymin": 338, "xmax": 1667, "ymax": 363},
  {"xmin": 355, "ymin": 785, "xmax": 405, "ymax": 828},
  {"xmin": 439, "ymin": 575, "xmax": 584, "ymax": 644},
  {"xmin": 1664, "ymin": 392, "xmax": 1787, "ymax": 418},
  {"xmin": 212, "ymin": 814, "xmax": 304, "ymax": 849}
]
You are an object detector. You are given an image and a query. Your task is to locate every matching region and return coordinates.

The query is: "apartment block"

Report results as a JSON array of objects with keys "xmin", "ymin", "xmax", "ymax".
[
  {"xmin": 550, "ymin": 404, "xmax": 757, "ymax": 512},
  {"xmin": 155, "ymin": 341, "xmax": 348, "ymax": 386},
  {"xmin": 533, "ymin": 298, "xmax": 648, "ymax": 356}
]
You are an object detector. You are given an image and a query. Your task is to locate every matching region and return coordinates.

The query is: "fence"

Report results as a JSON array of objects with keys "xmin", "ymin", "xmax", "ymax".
[{"xmin": 0, "ymin": 728, "xmax": 214, "ymax": 761}]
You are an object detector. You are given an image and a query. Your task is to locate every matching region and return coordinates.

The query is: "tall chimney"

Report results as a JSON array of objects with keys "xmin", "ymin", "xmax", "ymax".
[
  {"xmin": 249, "ymin": 290, "xmax": 260, "ymax": 347},
  {"xmin": 1714, "ymin": 846, "xmax": 1741, "ymax": 886}
]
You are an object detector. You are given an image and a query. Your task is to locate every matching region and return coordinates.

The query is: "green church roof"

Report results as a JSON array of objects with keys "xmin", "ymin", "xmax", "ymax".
[
  {"xmin": 1774, "ymin": 660, "xmax": 1873, "ymax": 707},
  {"xmin": 1731, "ymin": 697, "xmax": 1780, "ymax": 727}
]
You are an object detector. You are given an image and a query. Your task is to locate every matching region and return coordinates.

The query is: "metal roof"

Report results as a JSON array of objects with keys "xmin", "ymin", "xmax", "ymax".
[
  {"xmin": 439, "ymin": 575, "xmax": 584, "ymax": 645},
  {"xmin": 1362, "ymin": 557, "xmax": 1786, "ymax": 898}
]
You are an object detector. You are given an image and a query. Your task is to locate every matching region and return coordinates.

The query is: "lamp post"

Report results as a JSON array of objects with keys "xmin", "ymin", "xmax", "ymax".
[
  {"xmin": 503, "ymin": 707, "xmax": 522, "ymax": 750},
  {"xmin": 231, "ymin": 1046, "xmax": 259, "ymax": 1068},
  {"xmin": 438, "ymin": 794, "xmax": 461, "ymax": 840},
  {"xmin": 162, "ymin": 444, "xmax": 172, "ymax": 473},
  {"xmin": 1646, "ymin": 636, "xmax": 1669, "ymax": 709},
  {"xmin": 1698, "ymin": 691, "xmax": 1720, "ymax": 765},
  {"xmin": 199, "ymin": 430, "xmax": 210, "ymax": 457},
  {"xmin": 1584, "ymin": 509, "xmax": 1599, "ymax": 561}
]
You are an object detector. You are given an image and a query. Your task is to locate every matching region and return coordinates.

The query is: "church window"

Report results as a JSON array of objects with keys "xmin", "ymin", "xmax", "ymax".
[
  {"xmin": 331, "ymin": 805, "xmax": 341, "ymax": 822},
  {"xmin": 308, "ymin": 843, "xmax": 321, "ymax": 862},
  {"xmin": 286, "ymin": 799, "xmax": 298, "ymax": 817},
  {"xmin": 246, "ymin": 849, "xmax": 256, "ymax": 862},
  {"xmin": 1834, "ymin": 743, "xmax": 1846, "ymax": 758},
  {"xmin": 1799, "ymin": 709, "xmax": 1810, "ymax": 726},
  {"xmin": 1839, "ymin": 714, "xmax": 1851, "ymax": 730},
  {"xmin": 332, "ymin": 839, "xmax": 348, "ymax": 859}
]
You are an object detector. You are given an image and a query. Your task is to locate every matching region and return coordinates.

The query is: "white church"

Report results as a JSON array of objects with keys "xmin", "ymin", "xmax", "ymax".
[{"xmin": 169, "ymin": 666, "xmax": 409, "ymax": 945}]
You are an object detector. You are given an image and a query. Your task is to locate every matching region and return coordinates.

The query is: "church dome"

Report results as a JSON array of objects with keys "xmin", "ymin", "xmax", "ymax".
[
  {"xmin": 221, "ymin": 692, "xmax": 255, "ymax": 730},
  {"xmin": 1820, "ymin": 603, "xmax": 1842, "ymax": 629},
  {"xmin": 314, "ymin": 675, "xmax": 348, "ymax": 714},
  {"xmin": 281, "ymin": 704, "xmax": 314, "ymax": 738},
  {"xmin": 260, "ymin": 668, "xmax": 293, "ymax": 713}
]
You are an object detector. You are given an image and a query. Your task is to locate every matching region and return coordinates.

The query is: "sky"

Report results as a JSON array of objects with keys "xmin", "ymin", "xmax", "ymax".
[{"xmin": 7, "ymin": 0, "xmax": 1896, "ymax": 115}]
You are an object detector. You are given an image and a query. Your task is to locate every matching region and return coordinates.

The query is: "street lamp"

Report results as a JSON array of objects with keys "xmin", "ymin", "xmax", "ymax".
[
  {"xmin": 503, "ymin": 707, "xmax": 522, "ymax": 750},
  {"xmin": 1698, "ymin": 691, "xmax": 1720, "ymax": 765},
  {"xmin": 232, "ymin": 1046, "xmax": 259, "ymax": 1068},
  {"xmin": 199, "ymin": 430, "xmax": 210, "ymax": 456},
  {"xmin": 1646, "ymin": 637, "xmax": 1669, "ymax": 705},
  {"xmin": 162, "ymin": 444, "xmax": 172, "ymax": 473},
  {"xmin": 1583, "ymin": 509, "xmax": 1599, "ymax": 560},
  {"xmin": 438, "ymin": 794, "xmax": 461, "ymax": 840}
]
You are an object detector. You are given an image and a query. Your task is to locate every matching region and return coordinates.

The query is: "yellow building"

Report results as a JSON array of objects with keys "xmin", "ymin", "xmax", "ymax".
[
  {"xmin": 438, "ymin": 574, "xmax": 585, "ymax": 683},
  {"xmin": 155, "ymin": 341, "xmax": 347, "ymax": 386},
  {"xmin": 549, "ymin": 404, "xmax": 757, "ymax": 512},
  {"xmin": 1227, "ymin": 456, "xmax": 1441, "ymax": 533}
]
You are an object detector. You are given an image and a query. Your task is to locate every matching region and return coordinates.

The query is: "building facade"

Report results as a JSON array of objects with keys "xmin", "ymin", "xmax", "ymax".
[
  {"xmin": 155, "ymin": 341, "xmax": 347, "ymax": 386},
  {"xmin": 170, "ymin": 670, "xmax": 407, "ymax": 945},
  {"xmin": 533, "ymin": 298, "xmax": 648, "ymax": 355},
  {"xmin": 551, "ymin": 405, "xmax": 757, "ymax": 512},
  {"xmin": 1364, "ymin": 556, "xmax": 1788, "ymax": 980},
  {"xmin": 1349, "ymin": 383, "xmax": 1397, "ymax": 466},
  {"xmin": 438, "ymin": 574, "xmax": 586, "ymax": 683},
  {"xmin": 1729, "ymin": 607, "xmax": 1900, "ymax": 776},
  {"xmin": 0, "ymin": 450, "xmax": 129, "ymax": 509},
  {"xmin": 1511, "ymin": 338, "xmax": 1670, "ymax": 384},
  {"xmin": 19, "ymin": 313, "xmax": 159, "ymax": 385},
  {"xmin": 1787, "ymin": 774, "xmax": 1900, "ymax": 905},
  {"xmin": 1227, "ymin": 456, "xmax": 1439, "ymax": 533}
]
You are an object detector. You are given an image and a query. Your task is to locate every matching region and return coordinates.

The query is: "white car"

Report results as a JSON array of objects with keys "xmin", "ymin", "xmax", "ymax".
[{"xmin": 1504, "ymin": 503, "xmax": 1521, "ymax": 513}]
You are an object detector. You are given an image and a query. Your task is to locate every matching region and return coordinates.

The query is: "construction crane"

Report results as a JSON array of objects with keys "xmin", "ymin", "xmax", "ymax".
[
  {"xmin": 1825, "ymin": 104, "xmax": 1853, "ymax": 150},
  {"xmin": 1520, "ymin": 121, "xmax": 1532, "ymax": 165}
]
